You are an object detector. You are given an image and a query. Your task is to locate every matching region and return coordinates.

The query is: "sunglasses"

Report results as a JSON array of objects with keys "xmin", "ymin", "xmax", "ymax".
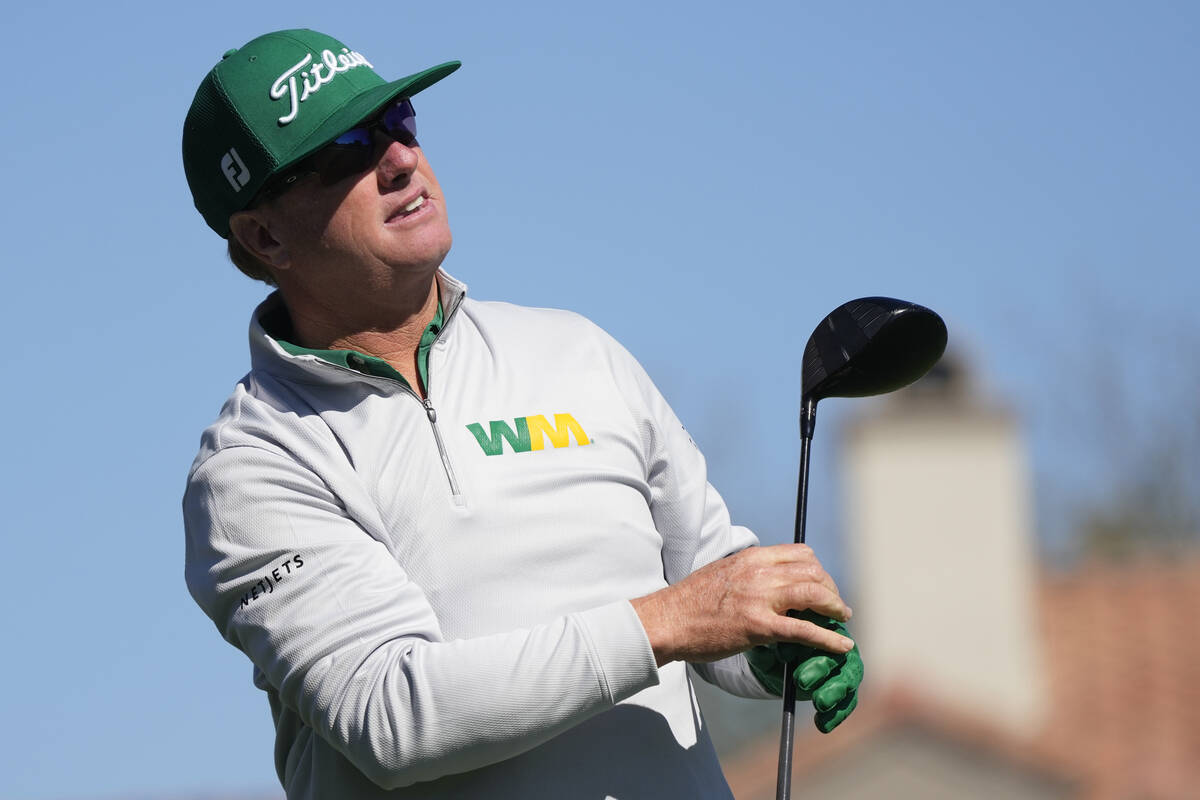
[{"xmin": 256, "ymin": 97, "xmax": 419, "ymax": 201}]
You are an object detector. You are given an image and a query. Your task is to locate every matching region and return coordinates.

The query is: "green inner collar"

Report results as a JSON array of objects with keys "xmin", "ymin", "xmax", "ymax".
[{"xmin": 273, "ymin": 300, "xmax": 444, "ymax": 392}]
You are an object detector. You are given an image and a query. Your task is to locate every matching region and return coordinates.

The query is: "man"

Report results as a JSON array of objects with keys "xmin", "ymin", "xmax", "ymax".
[{"xmin": 182, "ymin": 28, "xmax": 862, "ymax": 799}]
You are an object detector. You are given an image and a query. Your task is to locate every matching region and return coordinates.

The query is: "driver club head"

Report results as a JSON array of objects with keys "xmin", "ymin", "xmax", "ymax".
[
  {"xmin": 801, "ymin": 297, "xmax": 948, "ymax": 403},
  {"xmin": 778, "ymin": 296, "xmax": 947, "ymax": 800}
]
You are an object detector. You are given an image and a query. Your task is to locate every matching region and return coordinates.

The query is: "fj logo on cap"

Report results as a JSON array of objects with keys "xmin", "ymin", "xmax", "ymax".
[
  {"xmin": 270, "ymin": 48, "xmax": 373, "ymax": 126},
  {"xmin": 221, "ymin": 148, "xmax": 250, "ymax": 192}
]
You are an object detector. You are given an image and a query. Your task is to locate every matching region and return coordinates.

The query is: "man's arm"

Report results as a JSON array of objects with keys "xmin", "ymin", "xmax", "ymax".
[{"xmin": 184, "ymin": 444, "xmax": 660, "ymax": 790}]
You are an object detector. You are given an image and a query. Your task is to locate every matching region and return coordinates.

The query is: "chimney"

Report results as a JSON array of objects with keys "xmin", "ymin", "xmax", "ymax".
[{"xmin": 841, "ymin": 353, "xmax": 1045, "ymax": 733}]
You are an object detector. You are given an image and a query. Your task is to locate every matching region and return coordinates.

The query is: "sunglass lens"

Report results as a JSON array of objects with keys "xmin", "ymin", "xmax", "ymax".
[
  {"xmin": 332, "ymin": 127, "xmax": 372, "ymax": 147},
  {"xmin": 308, "ymin": 99, "xmax": 418, "ymax": 185},
  {"xmin": 382, "ymin": 99, "xmax": 418, "ymax": 147},
  {"xmin": 312, "ymin": 143, "xmax": 373, "ymax": 186}
]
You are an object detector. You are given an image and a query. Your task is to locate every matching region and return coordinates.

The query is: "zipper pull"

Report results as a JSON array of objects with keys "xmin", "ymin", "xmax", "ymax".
[{"xmin": 423, "ymin": 398, "xmax": 437, "ymax": 423}]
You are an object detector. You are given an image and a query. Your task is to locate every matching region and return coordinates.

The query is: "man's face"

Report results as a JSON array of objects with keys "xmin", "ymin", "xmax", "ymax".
[{"xmin": 257, "ymin": 133, "xmax": 453, "ymax": 310}]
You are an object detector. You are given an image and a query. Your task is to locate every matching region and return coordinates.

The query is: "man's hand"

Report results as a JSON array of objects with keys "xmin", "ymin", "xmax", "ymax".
[
  {"xmin": 630, "ymin": 544, "xmax": 854, "ymax": 666},
  {"xmin": 745, "ymin": 614, "xmax": 863, "ymax": 733}
]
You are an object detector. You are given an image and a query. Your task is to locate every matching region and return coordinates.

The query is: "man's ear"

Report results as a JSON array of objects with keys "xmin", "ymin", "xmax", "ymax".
[{"xmin": 229, "ymin": 210, "xmax": 290, "ymax": 272}]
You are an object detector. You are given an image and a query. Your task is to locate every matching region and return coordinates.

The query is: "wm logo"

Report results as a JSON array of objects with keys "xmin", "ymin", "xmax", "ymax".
[{"xmin": 466, "ymin": 414, "xmax": 591, "ymax": 456}]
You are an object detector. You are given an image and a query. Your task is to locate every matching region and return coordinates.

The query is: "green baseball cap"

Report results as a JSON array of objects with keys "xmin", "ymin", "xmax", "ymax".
[{"xmin": 182, "ymin": 28, "xmax": 460, "ymax": 238}]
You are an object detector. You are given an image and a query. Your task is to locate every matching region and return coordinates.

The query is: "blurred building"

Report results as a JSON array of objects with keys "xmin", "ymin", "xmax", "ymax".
[{"xmin": 721, "ymin": 355, "xmax": 1200, "ymax": 799}]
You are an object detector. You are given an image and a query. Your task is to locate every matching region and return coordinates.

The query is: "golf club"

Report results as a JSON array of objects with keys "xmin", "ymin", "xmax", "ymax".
[{"xmin": 776, "ymin": 297, "xmax": 948, "ymax": 800}]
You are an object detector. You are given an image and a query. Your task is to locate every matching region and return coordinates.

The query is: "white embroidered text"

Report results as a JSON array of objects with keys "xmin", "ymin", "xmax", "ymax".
[{"xmin": 270, "ymin": 47, "xmax": 373, "ymax": 125}]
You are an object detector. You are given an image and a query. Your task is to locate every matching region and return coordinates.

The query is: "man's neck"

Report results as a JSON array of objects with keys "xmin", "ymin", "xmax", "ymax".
[{"xmin": 283, "ymin": 274, "xmax": 441, "ymax": 397}]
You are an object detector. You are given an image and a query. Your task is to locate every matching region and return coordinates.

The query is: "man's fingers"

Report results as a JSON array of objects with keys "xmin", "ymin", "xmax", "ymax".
[
  {"xmin": 780, "ymin": 583, "xmax": 852, "ymax": 624},
  {"xmin": 815, "ymin": 691, "xmax": 858, "ymax": 734},
  {"xmin": 775, "ymin": 616, "xmax": 855, "ymax": 654},
  {"xmin": 782, "ymin": 563, "xmax": 842, "ymax": 600},
  {"xmin": 762, "ymin": 545, "xmax": 842, "ymax": 597},
  {"xmin": 812, "ymin": 641, "xmax": 863, "ymax": 709},
  {"xmin": 813, "ymin": 674, "xmax": 854, "ymax": 711},
  {"xmin": 794, "ymin": 655, "xmax": 840, "ymax": 691},
  {"xmin": 841, "ymin": 646, "xmax": 864, "ymax": 684},
  {"xmin": 761, "ymin": 543, "xmax": 816, "ymax": 563}
]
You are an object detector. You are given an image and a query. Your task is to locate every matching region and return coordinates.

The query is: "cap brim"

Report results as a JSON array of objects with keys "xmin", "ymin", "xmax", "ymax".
[{"xmin": 274, "ymin": 60, "xmax": 461, "ymax": 176}]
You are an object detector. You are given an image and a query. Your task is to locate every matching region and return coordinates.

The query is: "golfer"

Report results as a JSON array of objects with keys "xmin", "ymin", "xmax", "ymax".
[{"xmin": 182, "ymin": 28, "xmax": 862, "ymax": 799}]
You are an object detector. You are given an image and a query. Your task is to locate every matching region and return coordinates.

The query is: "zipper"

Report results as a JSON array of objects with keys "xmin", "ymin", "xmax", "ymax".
[
  {"xmin": 418, "ymin": 286, "xmax": 466, "ymax": 505},
  {"xmin": 422, "ymin": 396, "xmax": 464, "ymax": 505},
  {"xmin": 286, "ymin": 285, "xmax": 468, "ymax": 504},
  {"xmin": 317, "ymin": 363, "xmax": 466, "ymax": 505}
]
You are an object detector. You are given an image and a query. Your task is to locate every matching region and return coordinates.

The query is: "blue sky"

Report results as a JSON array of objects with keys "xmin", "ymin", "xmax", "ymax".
[{"xmin": 1, "ymin": 2, "xmax": 1196, "ymax": 798}]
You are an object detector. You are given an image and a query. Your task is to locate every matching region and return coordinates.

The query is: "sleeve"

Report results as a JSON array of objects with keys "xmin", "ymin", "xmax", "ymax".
[
  {"xmin": 183, "ymin": 444, "xmax": 659, "ymax": 790},
  {"xmin": 597, "ymin": 326, "xmax": 775, "ymax": 700}
]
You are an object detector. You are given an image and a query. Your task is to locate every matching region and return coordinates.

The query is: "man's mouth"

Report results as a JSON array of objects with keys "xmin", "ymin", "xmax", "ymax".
[{"xmin": 391, "ymin": 192, "xmax": 429, "ymax": 221}]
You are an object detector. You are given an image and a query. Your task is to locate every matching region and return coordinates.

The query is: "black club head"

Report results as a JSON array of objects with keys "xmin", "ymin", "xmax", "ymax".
[{"xmin": 801, "ymin": 297, "xmax": 948, "ymax": 403}]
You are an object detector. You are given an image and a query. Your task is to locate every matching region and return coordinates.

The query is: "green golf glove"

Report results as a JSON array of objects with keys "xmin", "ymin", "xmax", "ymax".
[{"xmin": 745, "ymin": 615, "xmax": 863, "ymax": 733}]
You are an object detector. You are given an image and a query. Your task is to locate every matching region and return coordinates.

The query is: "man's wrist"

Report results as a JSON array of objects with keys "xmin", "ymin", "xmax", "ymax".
[{"xmin": 630, "ymin": 590, "xmax": 680, "ymax": 668}]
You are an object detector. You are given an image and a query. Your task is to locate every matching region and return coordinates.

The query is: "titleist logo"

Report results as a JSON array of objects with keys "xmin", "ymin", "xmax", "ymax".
[{"xmin": 270, "ymin": 47, "xmax": 373, "ymax": 125}]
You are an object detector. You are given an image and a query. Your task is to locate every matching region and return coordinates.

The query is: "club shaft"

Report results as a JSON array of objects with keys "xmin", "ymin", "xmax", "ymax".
[
  {"xmin": 776, "ymin": 417, "xmax": 814, "ymax": 800},
  {"xmin": 776, "ymin": 664, "xmax": 799, "ymax": 800},
  {"xmin": 794, "ymin": 430, "xmax": 812, "ymax": 547}
]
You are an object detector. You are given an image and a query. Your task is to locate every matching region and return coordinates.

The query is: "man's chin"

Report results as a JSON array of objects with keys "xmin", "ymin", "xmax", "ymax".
[{"xmin": 383, "ymin": 226, "xmax": 452, "ymax": 271}]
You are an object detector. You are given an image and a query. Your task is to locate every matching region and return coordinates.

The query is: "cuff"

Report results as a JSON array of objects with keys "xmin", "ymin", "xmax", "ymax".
[
  {"xmin": 702, "ymin": 652, "xmax": 780, "ymax": 700},
  {"xmin": 573, "ymin": 600, "xmax": 660, "ymax": 704}
]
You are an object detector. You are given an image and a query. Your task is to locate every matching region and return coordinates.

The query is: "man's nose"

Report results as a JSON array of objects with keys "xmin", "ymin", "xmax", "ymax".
[{"xmin": 376, "ymin": 134, "xmax": 419, "ymax": 187}]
